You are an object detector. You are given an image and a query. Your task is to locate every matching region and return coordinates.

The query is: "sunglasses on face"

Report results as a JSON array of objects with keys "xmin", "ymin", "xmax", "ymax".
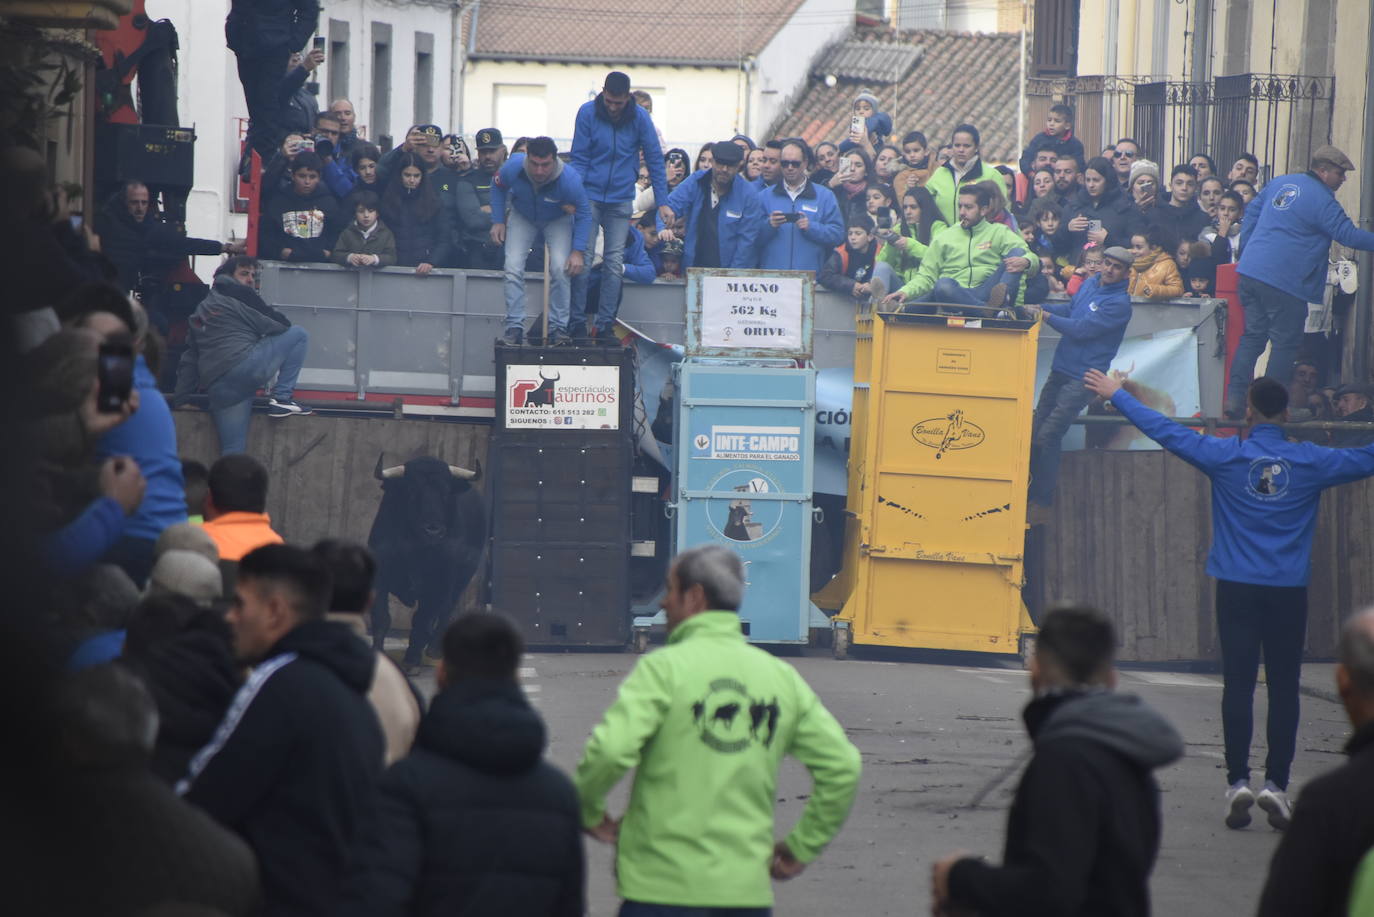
[
  {"xmin": 781, "ymin": 159, "xmax": 805, "ymax": 168},
  {"xmin": 1114, "ymin": 149, "xmax": 1137, "ymax": 159}
]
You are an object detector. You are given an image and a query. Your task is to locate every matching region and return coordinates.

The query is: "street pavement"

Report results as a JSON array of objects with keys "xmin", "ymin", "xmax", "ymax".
[{"xmin": 413, "ymin": 649, "xmax": 1353, "ymax": 917}]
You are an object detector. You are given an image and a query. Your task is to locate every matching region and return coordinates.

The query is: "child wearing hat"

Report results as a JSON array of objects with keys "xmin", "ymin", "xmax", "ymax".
[{"xmin": 850, "ymin": 91, "xmax": 893, "ymax": 150}]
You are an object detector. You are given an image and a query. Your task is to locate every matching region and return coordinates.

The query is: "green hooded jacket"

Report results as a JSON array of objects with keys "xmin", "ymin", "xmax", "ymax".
[
  {"xmin": 897, "ymin": 217, "xmax": 1039, "ymax": 305},
  {"xmin": 925, "ymin": 157, "xmax": 1002, "ymax": 225},
  {"xmin": 879, "ymin": 219, "xmax": 949, "ymax": 286},
  {"xmin": 574, "ymin": 611, "xmax": 861, "ymax": 908}
]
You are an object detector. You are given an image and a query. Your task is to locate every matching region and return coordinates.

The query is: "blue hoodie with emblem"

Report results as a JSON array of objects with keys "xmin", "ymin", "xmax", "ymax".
[
  {"xmin": 1041, "ymin": 272, "xmax": 1132, "ymax": 378},
  {"xmin": 1111, "ymin": 388, "xmax": 1374, "ymax": 586},
  {"xmin": 1238, "ymin": 171, "xmax": 1374, "ymax": 303},
  {"xmin": 489, "ymin": 153, "xmax": 594, "ymax": 252}
]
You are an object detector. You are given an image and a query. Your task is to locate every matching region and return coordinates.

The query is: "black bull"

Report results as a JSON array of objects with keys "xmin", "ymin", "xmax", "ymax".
[{"xmin": 367, "ymin": 455, "xmax": 487, "ymax": 665}]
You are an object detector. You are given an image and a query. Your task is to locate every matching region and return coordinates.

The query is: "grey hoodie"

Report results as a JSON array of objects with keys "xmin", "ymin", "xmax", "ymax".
[
  {"xmin": 174, "ymin": 276, "xmax": 291, "ymax": 400},
  {"xmin": 1035, "ymin": 689, "xmax": 1184, "ymax": 770}
]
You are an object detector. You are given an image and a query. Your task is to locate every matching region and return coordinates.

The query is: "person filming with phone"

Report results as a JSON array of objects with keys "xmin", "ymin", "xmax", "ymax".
[
  {"xmin": 657, "ymin": 140, "xmax": 764, "ymax": 272},
  {"xmin": 757, "ymin": 138, "xmax": 845, "ymax": 274},
  {"xmin": 1063, "ymin": 156, "xmax": 1144, "ymax": 251}
]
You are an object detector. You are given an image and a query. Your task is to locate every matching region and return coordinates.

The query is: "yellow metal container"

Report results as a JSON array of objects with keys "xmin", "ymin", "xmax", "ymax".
[{"xmin": 833, "ymin": 306, "xmax": 1039, "ymax": 658}]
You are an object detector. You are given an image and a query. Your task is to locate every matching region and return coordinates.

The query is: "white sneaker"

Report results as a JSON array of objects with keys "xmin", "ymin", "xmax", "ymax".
[
  {"xmin": 1224, "ymin": 782, "xmax": 1254, "ymax": 829},
  {"xmin": 1257, "ymin": 785, "xmax": 1292, "ymax": 830}
]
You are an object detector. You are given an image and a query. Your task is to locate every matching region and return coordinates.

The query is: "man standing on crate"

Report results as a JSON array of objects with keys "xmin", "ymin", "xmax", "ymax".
[
  {"xmin": 1084, "ymin": 369, "xmax": 1374, "ymax": 833},
  {"xmin": 489, "ymin": 136, "xmax": 592, "ymax": 346}
]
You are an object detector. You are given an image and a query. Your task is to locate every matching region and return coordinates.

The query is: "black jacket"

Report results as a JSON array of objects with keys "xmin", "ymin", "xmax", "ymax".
[
  {"xmin": 181, "ymin": 619, "xmax": 384, "ymax": 917},
  {"xmin": 94, "ymin": 192, "xmax": 223, "ymax": 292},
  {"xmin": 342, "ymin": 678, "xmax": 584, "ymax": 917},
  {"xmin": 381, "ymin": 187, "xmax": 451, "ymax": 267},
  {"xmin": 1148, "ymin": 199, "xmax": 1211, "ymax": 251},
  {"xmin": 1064, "ymin": 183, "xmax": 1144, "ymax": 251},
  {"xmin": 819, "ymin": 240, "xmax": 879, "ymax": 298},
  {"xmin": 225, "ymin": 0, "xmax": 319, "ymax": 55},
  {"xmin": 63, "ymin": 766, "xmax": 262, "ymax": 916},
  {"xmin": 947, "ymin": 690, "xmax": 1184, "ymax": 917},
  {"xmin": 122, "ymin": 611, "xmax": 242, "ymax": 785},
  {"xmin": 1258, "ymin": 721, "xmax": 1374, "ymax": 916},
  {"xmin": 262, "ymin": 184, "xmax": 344, "ymax": 263}
]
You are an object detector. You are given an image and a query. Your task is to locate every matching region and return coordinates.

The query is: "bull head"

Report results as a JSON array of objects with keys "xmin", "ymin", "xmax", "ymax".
[
  {"xmin": 540, "ymin": 368, "xmax": 561, "ymax": 381},
  {"xmin": 374, "ymin": 453, "xmax": 480, "ymax": 481}
]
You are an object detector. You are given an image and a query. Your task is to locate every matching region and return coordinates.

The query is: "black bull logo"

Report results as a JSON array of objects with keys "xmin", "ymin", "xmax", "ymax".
[{"xmin": 525, "ymin": 369, "xmax": 559, "ymax": 407}]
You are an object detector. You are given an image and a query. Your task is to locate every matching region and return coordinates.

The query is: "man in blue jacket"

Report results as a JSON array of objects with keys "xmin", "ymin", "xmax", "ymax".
[
  {"xmin": 1085, "ymin": 369, "xmax": 1374, "ymax": 832},
  {"xmin": 1225, "ymin": 145, "xmax": 1374, "ymax": 415},
  {"xmin": 659, "ymin": 141, "xmax": 763, "ymax": 270},
  {"xmin": 489, "ymin": 137, "xmax": 592, "ymax": 346},
  {"xmin": 570, "ymin": 71, "xmax": 672, "ymax": 338},
  {"xmin": 755, "ymin": 138, "xmax": 845, "ymax": 274},
  {"xmin": 1025, "ymin": 245, "xmax": 1133, "ymax": 516}
]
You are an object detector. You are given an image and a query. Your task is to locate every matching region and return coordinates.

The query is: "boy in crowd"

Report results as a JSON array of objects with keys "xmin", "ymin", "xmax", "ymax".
[
  {"xmin": 331, "ymin": 191, "xmax": 397, "ymax": 269},
  {"xmin": 1019, "ymin": 104, "xmax": 1085, "ymax": 178},
  {"xmin": 892, "ymin": 130, "xmax": 931, "ymax": 199},
  {"xmin": 819, "ymin": 214, "xmax": 895, "ymax": 300},
  {"xmin": 262, "ymin": 152, "xmax": 343, "ymax": 263}
]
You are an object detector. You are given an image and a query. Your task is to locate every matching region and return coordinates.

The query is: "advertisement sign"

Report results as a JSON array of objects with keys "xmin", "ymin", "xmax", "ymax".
[
  {"xmin": 698, "ymin": 275, "xmax": 805, "ymax": 350},
  {"xmin": 675, "ymin": 362, "xmax": 815, "ymax": 643},
  {"xmin": 504, "ymin": 364, "xmax": 620, "ymax": 430}
]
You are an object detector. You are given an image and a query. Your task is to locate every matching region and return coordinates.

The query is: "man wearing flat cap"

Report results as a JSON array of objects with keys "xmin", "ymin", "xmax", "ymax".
[
  {"xmin": 1023, "ymin": 245, "xmax": 1134, "ymax": 518},
  {"xmin": 1224, "ymin": 145, "xmax": 1374, "ymax": 416},
  {"xmin": 1332, "ymin": 382, "xmax": 1374, "ymax": 447},
  {"xmin": 658, "ymin": 141, "xmax": 764, "ymax": 270}
]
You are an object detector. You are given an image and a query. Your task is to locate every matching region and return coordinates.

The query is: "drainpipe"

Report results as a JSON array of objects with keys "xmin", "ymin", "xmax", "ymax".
[
  {"xmin": 456, "ymin": 1, "xmax": 480, "ymax": 134},
  {"xmin": 1358, "ymin": 3, "xmax": 1374, "ymax": 381},
  {"xmin": 1017, "ymin": 0, "xmax": 1027, "ymax": 156},
  {"xmin": 449, "ymin": 2, "xmax": 461, "ymax": 134}
]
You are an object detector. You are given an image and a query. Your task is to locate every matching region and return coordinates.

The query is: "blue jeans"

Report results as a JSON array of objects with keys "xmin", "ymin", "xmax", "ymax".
[
  {"xmin": 205, "ymin": 325, "xmax": 309, "ymax": 455},
  {"xmin": 1027, "ymin": 370, "xmax": 1096, "ymax": 506},
  {"xmin": 503, "ymin": 210, "xmax": 574, "ymax": 332},
  {"xmin": 573, "ymin": 199, "xmax": 633, "ymax": 331},
  {"xmin": 1225, "ymin": 274, "xmax": 1307, "ymax": 412},
  {"xmin": 619, "ymin": 904, "xmax": 770, "ymax": 917},
  {"xmin": 914, "ymin": 265, "xmax": 1024, "ymax": 306}
]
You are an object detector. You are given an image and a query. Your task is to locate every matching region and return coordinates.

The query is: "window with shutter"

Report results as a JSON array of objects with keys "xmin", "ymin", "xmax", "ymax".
[{"xmin": 1032, "ymin": 0, "xmax": 1078, "ymax": 78}]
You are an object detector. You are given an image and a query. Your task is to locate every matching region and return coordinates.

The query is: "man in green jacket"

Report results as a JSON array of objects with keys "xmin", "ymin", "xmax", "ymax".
[
  {"xmin": 882, "ymin": 184, "xmax": 1037, "ymax": 310},
  {"xmin": 575, "ymin": 544, "xmax": 862, "ymax": 915}
]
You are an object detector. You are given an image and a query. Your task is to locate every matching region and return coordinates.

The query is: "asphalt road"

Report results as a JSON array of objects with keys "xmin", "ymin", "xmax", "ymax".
[{"xmin": 416, "ymin": 647, "xmax": 1352, "ymax": 917}]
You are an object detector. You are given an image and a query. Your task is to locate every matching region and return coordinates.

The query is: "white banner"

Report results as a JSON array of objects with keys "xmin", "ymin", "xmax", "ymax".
[
  {"xmin": 699, "ymin": 275, "xmax": 804, "ymax": 350},
  {"xmin": 1035, "ymin": 326, "xmax": 1202, "ymax": 452},
  {"xmin": 504, "ymin": 364, "xmax": 621, "ymax": 430}
]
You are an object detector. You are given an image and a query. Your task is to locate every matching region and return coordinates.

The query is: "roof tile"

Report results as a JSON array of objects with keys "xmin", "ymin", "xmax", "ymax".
[
  {"xmin": 471, "ymin": 0, "xmax": 808, "ymax": 65},
  {"xmin": 772, "ymin": 27, "xmax": 1023, "ymax": 163}
]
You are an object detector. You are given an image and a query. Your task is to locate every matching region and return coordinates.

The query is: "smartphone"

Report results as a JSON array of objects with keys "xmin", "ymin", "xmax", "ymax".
[
  {"xmin": 312, "ymin": 35, "xmax": 325, "ymax": 51},
  {"xmin": 298, "ymin": 137, "xmax": 315, "ymax": 152},
  {"xmin": 1087, "ymin": 219, "xmax": 1104, "ymax": 234},
  {"xmin": 877, "ymin": 229, "xmax": 897, "ymax": 241},
  {"xmin": 850, "ymin": 114, "xmax": 864, "ymax": 137},
  {"xmin": 837, "ymin": 159, "xmax": 853, "ymax": 179},
  {"xmin": 97, "ymin": 342, "xmax": 135, "ymax": 414},
  {"xmin": 782, "ymin": 212, "xmax": 801, "ymax": 223},
  {"xmin": 70, "ymin": 214, "xmax": 83, "ymax": 231}
]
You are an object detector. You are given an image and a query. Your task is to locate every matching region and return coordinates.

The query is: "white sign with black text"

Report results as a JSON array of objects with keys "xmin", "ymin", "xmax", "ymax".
[
  {"xmin": 700, "ymin": 275, "xmax": 805, "ymax": 351},
  {"xmin": 504, "ymin": 364, "xmax": 620, "ymax": 430}
]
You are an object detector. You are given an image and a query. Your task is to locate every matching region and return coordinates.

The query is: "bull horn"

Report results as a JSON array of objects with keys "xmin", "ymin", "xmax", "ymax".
[
  {"xmin": 447, "ymin": 464, "xmax": 478, "ymax": 480},
  {"xmin": 374, "ymin": 452, "xmax": 406, "ymax": 480}
]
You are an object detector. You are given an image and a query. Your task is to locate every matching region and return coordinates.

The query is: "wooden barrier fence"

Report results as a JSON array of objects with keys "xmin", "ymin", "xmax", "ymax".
[{"xmin": 176, "ymin": 412, "xmax": 1374, "ymax": 663}]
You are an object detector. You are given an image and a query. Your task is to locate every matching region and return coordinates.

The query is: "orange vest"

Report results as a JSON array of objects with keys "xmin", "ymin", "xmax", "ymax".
[{"xmin": 203, "ymin": 512, "xmax": 284, "ymax": 562}]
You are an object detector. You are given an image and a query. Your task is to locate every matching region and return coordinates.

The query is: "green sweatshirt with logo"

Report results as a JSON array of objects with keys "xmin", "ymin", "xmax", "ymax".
[
  {"xmin": 574, "ymin": 611, "xmax": 862, "ymax": 908},
  {"xmin": 897, "ymin": 217, "xmax": 1039, "ymax": 305}
]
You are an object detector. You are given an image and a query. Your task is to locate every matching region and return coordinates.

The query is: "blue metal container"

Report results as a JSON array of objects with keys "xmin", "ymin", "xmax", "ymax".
[{"xmin": 672, "ymin": 360, "xmax": 817, "ymax": 644}]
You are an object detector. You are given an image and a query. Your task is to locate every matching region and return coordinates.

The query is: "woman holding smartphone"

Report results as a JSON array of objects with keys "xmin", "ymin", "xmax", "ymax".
[
  {"xmin": 1063, "ymin": 155, "xmax": 1143, "ymax": 251},
  {"xmin": 829, "ymin": 148, "xmax": 874, "ymax": 216}
]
